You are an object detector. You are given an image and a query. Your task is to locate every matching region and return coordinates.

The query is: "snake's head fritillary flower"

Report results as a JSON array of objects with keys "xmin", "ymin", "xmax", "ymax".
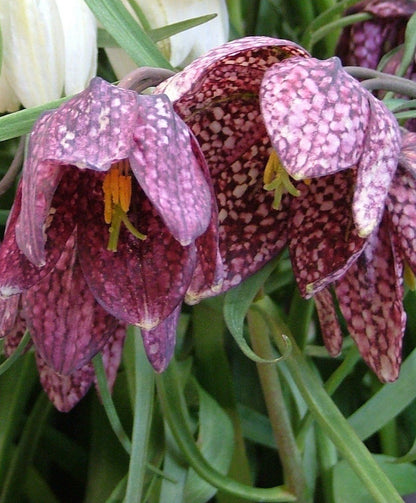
[
  {"xmin": 157, "ymin": 36, "xmax": 401, "ymax": 301},
  {"xmin": 0, "ymin": 0, "xmax": 97, "ymax": 110},
  {"xmin": 336, "ymin": 0, "xmax": 416, "ymax": 69},
  {"xmin": 314, "ymin": 130, "xmax": 416, "ymax": 382},
  {"xmin": 0, "ymin": 77, "xmax": 215, "ymax": 381}
]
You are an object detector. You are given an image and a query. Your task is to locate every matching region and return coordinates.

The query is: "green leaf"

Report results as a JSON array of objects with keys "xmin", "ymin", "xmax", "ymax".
[
  {"xmin": 0, "ymin": 98, "xmax": 67, "ymax": 142},
  {"xmin": 85, "ymin": 0, "xmax": 172, "ymax": 69},
  {"xmin": 348, "ymin": 347, "xmax": 416, "ymax": 441},
  {"xmin": 332, "ymin": 455, "xmax": 416, "ymax": 503},
  {"xmin": 224, "ymin": 258, "xmax": 286, "ymax": 363},
  {"xmin": 148, "ymin": 14, "xmax": 217, "ymax": 43},
  {"xmin": 397, "ymin": 11, "xmax": 416, "ymax": 78},
  {"xmin": 184, "ymin": 378, "xmax": 234, "ymax": 503},
  {"xmin": 156, "ymin": 359, "xmax": 297, "ymax": 502}
]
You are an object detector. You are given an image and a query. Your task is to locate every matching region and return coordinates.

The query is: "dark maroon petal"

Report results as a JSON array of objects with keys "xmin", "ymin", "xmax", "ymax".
[
  {"xmin": 352, "ymin": 97, "xmax": 401, "ymax": 237},
  {"xmin": 141, "ymin": 305, "xmax": 180, "ymax": 372},
  {"xmin": 386, "ymin": 166, "xmax": 416, "ymax": 272},
  {"xmin": 36, "ymin": 352, "xmax": 95, "ymax": 412},
  {"xmin": 260, "ymin": 57, "xmax": 370, "ymax": 179},
  {"xmin": 314, "ymin": 288, "xmax": 343, "ymax": 357},
  {"xmin": 130, "ymin": 96, "xmax": 211, "ymax": 245},
  {"xmin": 399, "ymin": 130, "xmax": 416, "ymax": 176},
  {"xmin": 167, "ymin": 84, "xmax": 289, "ymax": 289},
  {"xmin": 16, "ymin": 78, "xmax": 141, "ymax": 266},
  {"xmin": 1, "ymin": 173, "xmax": 78, "ymax": 294},
  {"xmin": 335, "ymin": 218, "xmax": 405, "ymax": 382},
  {"xmin": 363, "ymin": 0, "xmax": 416, "ymax": 17},
  {"xmin": 3, "ymin": 310, "xmax": 29, "ymax": 358},
  {"xmin": 22, "ymin": 232, "xmax": 117, "ymax": 375},
  {"xmin": 289, "ymin": 170, "xmax": 366, "ymax": 297},
  {"xmin": 157, "ymin": 36, "xmax": 309, "ymax": 101},
  {"xmin": 77, "ymin": 172, "xmax": 196, "ymax": 328}
]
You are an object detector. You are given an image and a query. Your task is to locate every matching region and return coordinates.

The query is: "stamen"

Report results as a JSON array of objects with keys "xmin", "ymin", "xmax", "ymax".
[
  {"xmin": 102, "ymin": 160, "xmax": 146, "ymax": 252},
  {"xmin": 263, "ymin": 150, "xmax": 300, "ymax": 209}
]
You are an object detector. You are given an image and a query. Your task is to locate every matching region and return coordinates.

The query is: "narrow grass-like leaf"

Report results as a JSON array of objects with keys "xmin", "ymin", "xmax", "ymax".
[
  {"xmin": 332, "ymin": 455, "xmax": 416, "ymax": 503},
  {"xmin": 1, "ymin": 392, "xmax": 52, "ymax": 503},
  {"xmin": 396, "ymin": 12, "xmax": 416, "ymax": 78},
  {"xmin": 148, "ymin": 14, "xmax": 216, "ymax": 42},
  {"xmin": 0, "ymin": 98, "xmax": 67, "ymax": 141},
  {"xmin": 0, "ymin": 330, "xmax": 31, "ymax": 376},
  {"xmin": 252, "ymin": 296, "xmax": 404, "ymax": 503},
  {"xmin": 93, "ymin": 353, "xmax": 132, "ymax": 455},
  {"xmin": 156, "ymin": 359, "xmax": 297, "ymax": 502},
  {"xmin": 85, "ymin": 0, "xmax": 172, "ymax": 69},
  {"xmin": 124, "ymin": 329, "xmax": 155, "ymax": 503},
  {"xmin": 348, "ymin": 347, "xmax": 416, "ymax": 441},
  {"xmin": 224, "ymin": 258, "xmax": 284, "ymax": 363},
  {"xmin": 184, "ymin": 378, "xmax": 234, "ymax": 503}
]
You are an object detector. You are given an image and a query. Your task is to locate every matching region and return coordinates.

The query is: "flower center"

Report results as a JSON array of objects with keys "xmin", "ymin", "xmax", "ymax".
[
  {"xmin": 102, "ymin": 160, "xmax": 147, "ymax": 252},
  {"xmin": 263, "ymin": 150, "xmax": 300, "ymax": 209}
]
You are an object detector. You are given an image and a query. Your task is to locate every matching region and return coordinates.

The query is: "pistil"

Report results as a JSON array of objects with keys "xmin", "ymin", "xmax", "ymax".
[{"xmin": 263, "ymin": 150, "xmax": 300, "ymax": 209}]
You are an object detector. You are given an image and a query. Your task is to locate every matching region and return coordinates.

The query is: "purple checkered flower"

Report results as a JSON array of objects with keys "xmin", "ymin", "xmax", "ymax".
[
  {"xmin": 336, "ymin": 0, "xmax": 416, "ymax": 69},
  {"xmin": 0, "ymin": 291, "xmax": 125, "ymax": 412},
  {"xmin": 316, "ymin": 130, "xmax": 416, "ymax": 382},
  {"xmin": 157, "ymin": 36, "xmax": 401, "ymax": 297},
  {"xmin": 0, "ymin": 77, "xmax": 215, "ymax": 395},
  {"xmin": 157, "ymin": 36, "xmax": 405, "ymax": 380}
]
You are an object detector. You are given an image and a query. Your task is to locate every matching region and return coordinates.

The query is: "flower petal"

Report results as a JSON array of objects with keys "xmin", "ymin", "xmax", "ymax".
[
  {"xmin": 157, "ymin": 36, "xmax": 309, "ymax": 101},
  {"xmin": 260, "ymin": 57, "xmax": 370, "ymax": 179},
  {"xmin": 16, "ymin": 78, "xmax": 140, "ymax": 266},
  {"xmin": 352, "ymin": 97, "xmax": 401, "ymax": 236},
  {"xmin": 386, "ymin": 166, "xmax": 416, "ymax": 272},
  {"xmin": 289, "ymin": 170, "xmax": 366, "ymax": 297},
  {"xmin": 314, "ymin": 288, "xmax": 343, "ymax": 357},
  {"xmin": 0, "ymin": 294, "xmax": 20, "ymax": 337},
  {"xmin": 95, "ymin": 324, "xmax": 126, "ymax": 393},
  {"xmin": 36, "ymin": 352, "xmax": 95, "ymax": 412},
  {"xmin": 22, "ymin": 232, "xmax": 118, "ymax": 375},
  {"xmin": 77, "ymin": 172, "xmax": 196, "ymax": 328},
  {"xmin": 2, "ymin": 173, "xmax": 77, "ymax": 293},
  {"xmin": 141, "ymin": 305, "xmax": 181, "ymax": 372},
  {"xmin": 130, "ymin": 95, "xmax": 212, "ymax": 244},
  {"xmin": 335, "ymin": 217, "xmax": 406, "ymax": 382},
  {"xmin": 399, "ymin": 130, "xmax": 416, "ymax": 176}
]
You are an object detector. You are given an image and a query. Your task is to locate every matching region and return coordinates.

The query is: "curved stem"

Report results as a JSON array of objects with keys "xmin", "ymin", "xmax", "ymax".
[
  {"xmin": 247, "ymin": 310, "xmax": 311, "ymax": 503},
  {"xmin": 118, "ymin": 67, "xmax": 175, "ymax": 92},
  {"xmin": 253, "ymin": 296, "xmax": 404, "ymax": 503}
]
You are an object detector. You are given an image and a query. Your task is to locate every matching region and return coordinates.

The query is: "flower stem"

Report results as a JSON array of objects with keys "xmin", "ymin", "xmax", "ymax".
[
  {"xmin": 253, "ymin": 295, "xmax": 404, "ymax": 503},
  {"xmin": 247, "ymin": 309, "xmax": 311, "ymax": 503}
]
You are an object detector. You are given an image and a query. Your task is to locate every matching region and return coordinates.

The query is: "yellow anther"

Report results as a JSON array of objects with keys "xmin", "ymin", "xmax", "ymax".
[
  {"xmin": 263, "ymin": 150, "xmax": 300, "ymax": 209},
  {"xmin": 103, "ymin": 173, "xmax": 113, "ymax": 224},
  {"xmin": 110, "ymin": 166, "xmax": 120, "ymax": 206},
  {"xmin": 119, "ymin": 175, "xmax": 132, "ymax": 213}
]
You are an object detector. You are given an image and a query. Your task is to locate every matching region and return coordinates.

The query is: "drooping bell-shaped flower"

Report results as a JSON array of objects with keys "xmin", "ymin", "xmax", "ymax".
[
  {"xmin": 157, "ymin": 36, "xmax": 401, "ymax": 302},
  {"xmin": 0, "ymin": 0, "xmax": 97, "ymax": 110},
  {"xmin": 313, "ymin": 130, "xmax": 416, "ymax": 382},
  {"xmin": 335, "ymin": 0, "xmax": 416, "ymax": 69},
  {"xmin": 105, "ymin": 0, "xmax": 229, "ymax": 78},
  {"xmin": 157, "ymin": 36, "xmax": 408, "ymax": 382},
  {"xmin": 0, "ymin": 289, "xmax": 126, "ymax": 412},
  {"xmin": 0, "ymin": 76, "xmax": 215, "ymax": 387}
]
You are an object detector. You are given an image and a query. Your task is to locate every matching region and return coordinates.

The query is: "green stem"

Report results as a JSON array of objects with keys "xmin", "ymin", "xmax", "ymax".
[
  {"xmin": 156, "ymin": 360, "xmax": 297, "ymax": 502},
  {"xmin": 124, "ymin": 329, "xmax": 155, "ymax": 503},
  {"xmin": 247, "ymin": 311, "xmax": 311, "ymax": 503},
  {"xmin": 309, "ymin": 13, "xmax": 372, "ymax": 49},
  {"xmin": 253, "ymin": 296, "xmax": 403, "ymax": 503}
]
